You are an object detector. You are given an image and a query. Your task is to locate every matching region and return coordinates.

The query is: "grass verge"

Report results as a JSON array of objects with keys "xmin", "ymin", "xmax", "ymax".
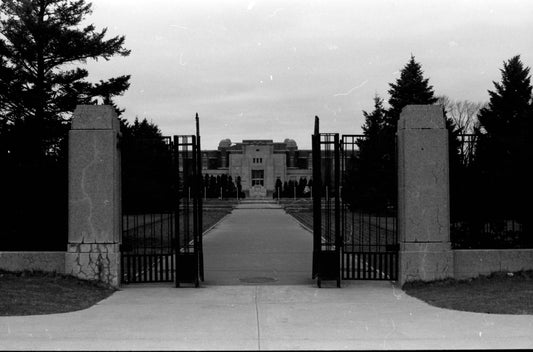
[
  {"xmin": 0, "ymin": 270, "xmax": 116, "ymax": 316},
  {"xmin": 403, "ymin": 270, "xmax": 533, "ymax": 315}
]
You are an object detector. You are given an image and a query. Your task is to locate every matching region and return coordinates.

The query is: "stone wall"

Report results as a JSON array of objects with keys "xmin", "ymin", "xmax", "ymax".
[
  {"xmin": 454, "ymin": 249, "xmax": 533, "ymax": 279},
  {"xmin": 0, "ymin": 252, "xmax": 65, "ymax": 273}
]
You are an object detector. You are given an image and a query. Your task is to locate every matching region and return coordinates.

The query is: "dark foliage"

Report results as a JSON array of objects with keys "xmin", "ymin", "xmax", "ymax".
[
  {"xmin": 0, "ymin": 0, "xmax": 130, "ymax": 250},
  {"xmin": 273, "ymin": 177, "xmax": 310, "ymax": 199},
  {"xmin": 202, "ymin": 173, "xmax": 244, "ymax": 199},
  {"xmin": 451, "ymin": 56, "xmax": 533, "ymax": 249},
  {"xmin": 120, "ymin": 119, "xmax": 172, "ymax": 214}
]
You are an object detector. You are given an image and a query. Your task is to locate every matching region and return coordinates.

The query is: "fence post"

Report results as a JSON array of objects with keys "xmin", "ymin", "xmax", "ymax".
[
  {"xmin": 397, "ymin": 105, "xmax": 453, "ymax": 285},
  {"xmin": 66, "ymin": 105, "xmax": 121, "ymax": 287}
]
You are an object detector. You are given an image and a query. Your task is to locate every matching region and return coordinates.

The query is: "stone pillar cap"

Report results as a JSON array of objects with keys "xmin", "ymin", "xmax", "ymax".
[
  {"xmin": 398, "ymin": 104, "xmax": 445, "ymax": 130},
  {"xmin": 71, "ymin": 105, "xmax": 120, "ymax": 131}
]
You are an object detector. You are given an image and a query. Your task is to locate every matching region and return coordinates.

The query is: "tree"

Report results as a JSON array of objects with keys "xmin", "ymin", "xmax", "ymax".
[
  {"xmin": 120, "ymin": 118, "xmax": 172, "ymax": 213},
  {"xmin": 475, "ymin": 55, "xmax": 533, "ymax": 223},
  {"xmin": 437, "ymin": 95, "xmax": 486, "ymax": 134},
  {"xmin": 0, "ymin": 0, "xmax": 130, "ymax": 250},
  {"xmin": 387, "ymin": 55, "xmax": 438, "ymax": 127},
  {"xmin": 352, "ymin": 95, "xmax": 391, "ymax": 210},
  {"xmin": 352, "ymin": 56, "xmax": 442, "ymax": 213},
  {"xmin": 0, "ymin": 0, "xmax": 131, "ymax": 160}
]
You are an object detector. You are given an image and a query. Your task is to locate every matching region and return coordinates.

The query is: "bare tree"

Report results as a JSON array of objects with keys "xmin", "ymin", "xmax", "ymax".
[{"xmin": 437, "ymin": 95, "xmax": 487, "ymax": 134}]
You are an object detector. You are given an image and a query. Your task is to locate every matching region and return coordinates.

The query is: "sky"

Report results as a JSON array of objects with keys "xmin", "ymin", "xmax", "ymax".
[{"xmin": 84, "ymin": 0, "xmax": 533, "ymax": 149}]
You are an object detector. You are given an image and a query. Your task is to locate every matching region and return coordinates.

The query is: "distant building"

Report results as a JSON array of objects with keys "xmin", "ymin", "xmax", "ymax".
[{"xmin": 202, "ymin": 139, "xmax": 312, "ymax": 197}]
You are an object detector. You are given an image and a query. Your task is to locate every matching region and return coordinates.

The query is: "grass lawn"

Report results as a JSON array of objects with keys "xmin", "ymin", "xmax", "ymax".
[
  {"xmin": 403, "ymin": 270, "xmax": 533, "ymax": 315},
  {"xmin": 0, "ymin": 270, "xmax": 116, "ymax": 316}
]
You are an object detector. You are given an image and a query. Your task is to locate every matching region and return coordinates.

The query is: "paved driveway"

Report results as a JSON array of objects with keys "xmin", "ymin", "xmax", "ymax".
[{"xmin": 1, "ymin": 201, "xmax": 532, "ymax": 350}]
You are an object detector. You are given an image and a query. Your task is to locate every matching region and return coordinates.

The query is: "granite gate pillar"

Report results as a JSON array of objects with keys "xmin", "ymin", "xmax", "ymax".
[
  {"xmin": 66, "ymin": 105, "xmax": 121, "ymax": 287},
  {"xmin": 397, "ymin": 105, "xmax": 453, "ymax": 285}
]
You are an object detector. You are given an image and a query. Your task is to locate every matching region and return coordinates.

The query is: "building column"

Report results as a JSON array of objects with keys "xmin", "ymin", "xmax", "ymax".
[
  {"xmin": 65, "ymin": 105, "xmax": 121, "ymax": 287},
  {"xmin": 397, "ymin": 105, "xmax": 453, "ymax": 285}
]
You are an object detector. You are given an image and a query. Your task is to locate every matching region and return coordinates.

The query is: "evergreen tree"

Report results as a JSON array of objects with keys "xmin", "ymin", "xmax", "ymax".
[
  {"xmin": 387, "ymin": 55, "xmax": 437, "ymax": 126},
  {"xmin": 351, "ymin": 96, "xmax": 392, "ymax": 210},
  {"xmin": 0, "ymin": 0, "xmax": 131, "ymax": 161},
  {"xmin": 0, "ymin": 0, "xmax": 130, "ymax": 250},
  {"xmin": 475, "ymin": 55, "xmax": 533, "ymax": 224},
  {"xmin": 478, "ymin": 55, "xmax": 532, "ymax": 136}
]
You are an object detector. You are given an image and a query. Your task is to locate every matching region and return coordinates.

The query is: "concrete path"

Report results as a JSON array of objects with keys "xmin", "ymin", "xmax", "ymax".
[
  {"xmin": 202, "ymin": 200, "xmax": 313, "ymax": 286},
  {"xmin": 1, "ymin": 282, "xmax": 533, "ymax": 350},
  {"xmin": 1, "ymin": 200, "xmax": 532, "ymax": 350}
]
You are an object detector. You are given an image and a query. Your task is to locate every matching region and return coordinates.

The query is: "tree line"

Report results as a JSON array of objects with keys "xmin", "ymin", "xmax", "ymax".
[
  {"xmin": 351, "ymin": 54, "xmax": 532, "ymax": 248},
  {"xmin": 273, "ymin": 177, "xmax": 312, "ymax": 199},
  {"xmin": 1, "ymin": 1, "xmax": 531, "ymax": 249},
  {"xmin": 202, "ymin": 173, "xmax": 244, "ymax": 199}
]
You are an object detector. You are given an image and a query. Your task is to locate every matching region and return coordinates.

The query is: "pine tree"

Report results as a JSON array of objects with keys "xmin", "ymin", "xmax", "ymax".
[
  {"xmin": 0, "ymin": 0, "xmax": 130, "ymax": 250},
  {"xmin": 0, "ymin": 0, "xmax": 131, "ymax": 161},
  {"xmin": 478, "ymin": 55, "xmax": 532, "ymax": 136},
  {"xmin": 351, "ymin": 96, "xmax": 393, "ymax": 211},
  {"xmin": 387, "ymin": 55, "xmax": 438, "ymax": 124},
  {"xmin": 475, "ymin": 55, "xmax": 533, "ymax": 223}
]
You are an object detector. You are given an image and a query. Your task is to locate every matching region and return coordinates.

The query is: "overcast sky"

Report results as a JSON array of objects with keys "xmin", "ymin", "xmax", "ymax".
[{"xmin": 85, "ymin": 0, "xmax": 533, "ymax": 149}]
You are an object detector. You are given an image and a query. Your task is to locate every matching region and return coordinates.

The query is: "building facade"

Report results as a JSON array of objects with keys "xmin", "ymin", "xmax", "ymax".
[{"xmin": 202, "ymin": 139, "xmax": 312, "ymax": 197}]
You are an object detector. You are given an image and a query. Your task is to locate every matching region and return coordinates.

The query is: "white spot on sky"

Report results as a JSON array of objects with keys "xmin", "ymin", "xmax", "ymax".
[
  {"xmin": 328, "ymin": 44, "xmax": 339, "ymax": 51},
  {"xmin": 247, "ymin": 1, "xmax": 256, "ymax": 11},
  {"xmin": 333, "ymin": 80, "xmax": 368, "ymax": 97},
  {"xmin": 270, "ymin": 75, "xmax": 273, "ymax": 80},
  {"xmin": 268, "ymin": 8, "xmax": 284, "ymax": 18},
  {"xmin": 179, "ymin": 53, "xmax": 187, "ymax": 66},
  {"xmin": 448, "ymin": 40, "xmax": 459, "ymax": 48},
  {"xmin": 392, "ymin": 71, "xmax": 400, "ymax": 75},
  {"xmin": 170, "ymin": 24, "xmax": 189, "ymax": 31}
]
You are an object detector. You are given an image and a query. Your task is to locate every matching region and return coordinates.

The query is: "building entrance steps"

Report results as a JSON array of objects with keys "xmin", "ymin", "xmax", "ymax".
[{"xmin": 202, "ymin": 200, "xmax": 313, "ymax": 285}]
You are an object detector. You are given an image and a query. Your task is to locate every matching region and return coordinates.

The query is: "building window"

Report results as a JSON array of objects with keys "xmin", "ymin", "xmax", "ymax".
[
  {"xmin": 251, "ymin": 169, "xmax": 264, "ymax": 186},
  {"xmin": 252, "ymin": 157, "xmax": 263, "ymax": 164},
  {"xmin": 202, "ymin": 153, "xmax": 208, "ymax": 170}
]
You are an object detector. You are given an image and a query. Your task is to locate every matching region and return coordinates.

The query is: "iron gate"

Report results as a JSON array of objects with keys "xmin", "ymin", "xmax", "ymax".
[
  {"xmin": 312, "ymin": 117, "xmax": 398, "ymax": 286},
  {"xmin": 121, "ymin": 136, "xmax": 177, "ymax": 283},
  {"xmin": 174, "ymin": 131, "xmax": 204, "ymax": 287},
  {"xmin": 312, "ymin": 117, "xmax": 341, "ymax": 287},
  {"xmin": 340, "ymin": 135, "xmax": 398, "ymax": 281},
  {"xmin": 120, "ymin": 116, "xmax": 203, "ymax": 286}
]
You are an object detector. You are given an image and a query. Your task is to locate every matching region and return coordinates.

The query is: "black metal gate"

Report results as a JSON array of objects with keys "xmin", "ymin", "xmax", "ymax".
[
  {"xmin": 174, "ymin": 130, "xmax": 204, "ymax": 287},
  {"xmin": 340, "ymin": 135, "xmax": 398, "ymax": 281},
  {"xmin": 311, "ymin": 117, "xmax": 398, "ymax": 287},
  {"xmin": 121, "ymin": 116, "xmax": 203, "ymax": 286},
  {"xmin": 312, "ymin": 117, "xmax": 341, "ymax": 287}
]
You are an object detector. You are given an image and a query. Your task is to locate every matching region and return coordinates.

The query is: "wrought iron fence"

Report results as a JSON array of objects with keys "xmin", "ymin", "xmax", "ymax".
[{"xmin": 450, "ymin": 133, "xmax": 531, "ymax": 249}]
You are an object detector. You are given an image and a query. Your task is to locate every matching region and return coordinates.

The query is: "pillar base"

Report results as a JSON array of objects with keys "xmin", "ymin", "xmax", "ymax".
[
  {"xmin": 65, "ymin": 243, "xmax": 120, "ymax": 287},
  {"xmin": 399, "ymin": 242, "xmax": 453, "ymax": 286}
]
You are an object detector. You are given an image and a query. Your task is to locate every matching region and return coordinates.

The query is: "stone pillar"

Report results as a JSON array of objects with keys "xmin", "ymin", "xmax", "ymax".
[
  {"xmin": 66, "ymin": 105, "xmax": 121, "ymax": 287},
  {"xmin": 397, "ymin": 105, "xmax": 453, "ymax": 285}
]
